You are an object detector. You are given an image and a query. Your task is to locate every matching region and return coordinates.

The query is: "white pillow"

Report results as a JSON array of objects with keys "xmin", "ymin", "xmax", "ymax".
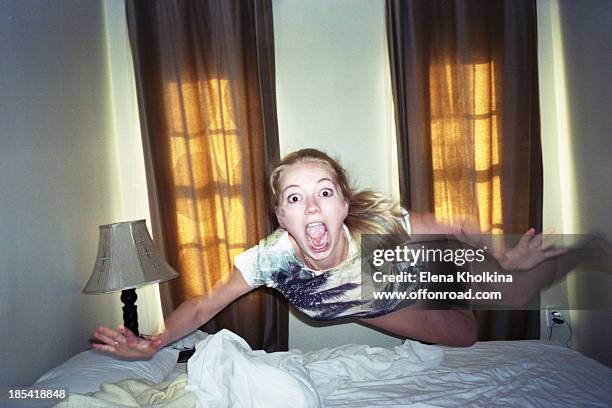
[{"xmin": 31, "ymin": 347, "xmax": 179, "ymax": 395}]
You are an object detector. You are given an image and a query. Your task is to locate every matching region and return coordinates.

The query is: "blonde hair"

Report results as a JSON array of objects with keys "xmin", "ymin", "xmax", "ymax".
[{"xmin": 269, "ymin": 149, "xmax": 406, "ymax": 237}]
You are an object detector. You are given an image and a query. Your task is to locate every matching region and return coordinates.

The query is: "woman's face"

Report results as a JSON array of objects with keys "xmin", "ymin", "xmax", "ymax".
[{"xmin": 275, "ymin": 161, "xmax": 349, "ymax": 269}]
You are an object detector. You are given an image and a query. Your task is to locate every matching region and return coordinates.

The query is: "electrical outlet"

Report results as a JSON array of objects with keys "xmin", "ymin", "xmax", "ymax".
[
  {"xmin": 545, "ymin": 305, "xmax": 570, "ymax": 327},
  {"xmin": 545, "ymin": 305, "xmax": 559, "ymax": 327},
  {"xmin": 544, "ymin": 306, "xmax": 572, "ymax": 348}
]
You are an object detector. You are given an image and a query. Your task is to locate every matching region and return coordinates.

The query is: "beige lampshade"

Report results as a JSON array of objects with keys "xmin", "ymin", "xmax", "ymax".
[{"xmin": 83, "ymin": 220, "xmax": 179, "ymax": 294}]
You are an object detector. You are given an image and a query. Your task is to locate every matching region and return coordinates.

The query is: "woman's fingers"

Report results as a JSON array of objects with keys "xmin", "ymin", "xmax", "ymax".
[
  {"xmin": 528, "ymin": 232, "xmax": 544, "ymax": 250},
  {"xmin": 91, "ymin": 342, "xmax": 116, "ymax": 353},
  {"xmin": 118, "ymin": 325, "xmax": 139, "ymax": 346},
  {"xmin": 518, "ymin": 228, "xmax": 536, "ymax": 249},
  {"xmin": 541, "ymin": 234, "xmax": 565, "ymax": 252},
  {"xmin": 92, "ymin": 326, "xmax": 120, "ymax": 346},
  {"xmin": 527, "ymin": 228, "xmax": 567, "ymax": 259},
  {"xmin": 93, "ymin": 326, "xmax": 131, "ymax": 354},
  {"xmin": 521, "ymin": 229, "xmax": 561, "ymax": 254},
  {"xmin": 544, "ymin": 247, "xmax": 568, "ymax": 259},
  {"xmin": 118, "ymin": 324, "xmax": 134, "ymax": 338},
  {"xmin": 92, "ymin": 325, "xmax": 161, "ymax": 359},
  {"xmin": 490, "ymin": 227, "xmax": 570, "ymax": 271}
]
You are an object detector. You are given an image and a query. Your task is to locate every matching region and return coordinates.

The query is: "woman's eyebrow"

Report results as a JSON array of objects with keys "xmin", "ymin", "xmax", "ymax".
[
  {"xmin": 281, "ymin": 178, "xmax": 334, "ymax": 195},
  {"xmin": 281, "ymin": 184, "xmax": 299, "ymax": 195}
]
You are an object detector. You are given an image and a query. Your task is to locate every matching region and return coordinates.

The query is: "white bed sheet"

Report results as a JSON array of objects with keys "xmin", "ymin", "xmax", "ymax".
[
  {"xmin": 319, "ymin": 340, "xmax": 612, "ymax": 407},
  {"xmin": 42, "ymin": 332, "xmax": 612, "ymax": 407},
  {"xmin": 161, "ymin": 333, "xmax": 611, "ymax": 407}
]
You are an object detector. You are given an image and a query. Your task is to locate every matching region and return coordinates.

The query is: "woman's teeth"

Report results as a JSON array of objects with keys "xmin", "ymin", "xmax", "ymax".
[
  {"xmin": 306, "ymin": 222, "xmax": 326, "ymax": 238},
  {"xmin": 305, "ymin": 222, "xmax": 329, "ymax": 251}
]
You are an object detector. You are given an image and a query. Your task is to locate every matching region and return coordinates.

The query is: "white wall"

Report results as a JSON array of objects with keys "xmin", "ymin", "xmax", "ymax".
[
  {"xmin": 273, "ymin": 0, "xmax": 401, "ymax": 350},
  {"xmin": 0, "ymin": 0, "xmax": 123, "ymax": 387},
  {"xmin": 538, "ymin": 0, "xmax": 612, "ymax": 366},
  {"xmin": 556, "ymin": 0, "xmax": 612, "ymax": 366},
  {"xmin": 537, "ymin": 0, "xmax": 574, "ymax": 344}
]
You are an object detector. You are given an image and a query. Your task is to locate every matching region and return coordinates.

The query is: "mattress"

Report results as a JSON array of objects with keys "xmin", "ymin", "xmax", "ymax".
[
  {"xmin": 319, "ymin": 340, "xmax": 612, "ymax": 407},
  {"xmin": 26, "ymin": 331, "xmax": 612, "ymax": 407}
]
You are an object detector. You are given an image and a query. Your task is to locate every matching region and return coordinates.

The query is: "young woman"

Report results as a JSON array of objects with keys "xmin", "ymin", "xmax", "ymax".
[{"xmin": 92, "ymin": 148, "xmax": 567, "ymax": 359}]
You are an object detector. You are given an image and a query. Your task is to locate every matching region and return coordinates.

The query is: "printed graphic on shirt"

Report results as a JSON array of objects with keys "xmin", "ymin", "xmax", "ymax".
[{"xmin": 256, "ymin": 227, "xmax": 421, "ymax": 320}]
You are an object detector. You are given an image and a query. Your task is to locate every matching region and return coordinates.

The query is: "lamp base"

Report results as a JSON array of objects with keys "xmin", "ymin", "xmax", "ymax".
[{"xmin": 120, "ymin": 288, "xmax": 139, "ymax": 337}]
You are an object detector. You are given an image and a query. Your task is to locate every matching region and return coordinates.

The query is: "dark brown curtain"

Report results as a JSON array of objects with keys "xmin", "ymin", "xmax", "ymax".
[
  {"xmin": 386, "ymin": 0, "xmax": 542, "ymax": 340},
  {"xmin": 126, "ymin": 0, "xmax": 287, "ymax": 351}
]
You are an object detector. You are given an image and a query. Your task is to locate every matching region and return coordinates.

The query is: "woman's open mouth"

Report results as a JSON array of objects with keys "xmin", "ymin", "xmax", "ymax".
[{"xmin": 305, "ymin": 222, "xmax": 329, "ymax": 252}]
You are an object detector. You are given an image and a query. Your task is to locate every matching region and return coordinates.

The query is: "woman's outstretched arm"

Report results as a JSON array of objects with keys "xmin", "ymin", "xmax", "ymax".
[
  {"xmin": 407, "ymin": 211, "xmax": 566, "ymax": 268},
  {"xmin": 91, "ymin": 269, "xmax": 253, "ymax": 359},
  {"xmin": 405, "ymin": 210, "xmax": 609, "ymax": 308}
]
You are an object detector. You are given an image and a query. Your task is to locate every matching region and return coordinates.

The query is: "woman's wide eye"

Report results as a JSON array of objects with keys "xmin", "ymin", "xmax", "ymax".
[
  {"xmin": 287, "ymin": 194, "xmax": 301, "ymax": 203},
  {"xmin": 320, "ymin": 188, "xmax": 334, "ymax": 197}
]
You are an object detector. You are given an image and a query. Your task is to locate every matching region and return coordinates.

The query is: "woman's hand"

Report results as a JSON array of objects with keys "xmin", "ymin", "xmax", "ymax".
[
  {"xmin": 89, "ymin": 269, "xmax": 253, "ymax": 360},
  {"xmin": 489, "ymin": 228, "xmax": 567, "ymax": 270},
  {"xmin": 412, "ymin": 211, "xmax": 569, "ymax": 271},
  {"xmin": 92, "ymin": 324, "xmax": 163, "ymax": 360}
]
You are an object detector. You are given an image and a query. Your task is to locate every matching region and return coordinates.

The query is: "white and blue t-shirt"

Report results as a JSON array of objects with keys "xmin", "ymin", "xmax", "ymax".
[{"xmin": 234, "ymin": 209, "xmax": 419, "ymax": 320}]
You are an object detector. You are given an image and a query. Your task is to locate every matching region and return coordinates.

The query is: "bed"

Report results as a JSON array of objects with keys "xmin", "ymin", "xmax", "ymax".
[{"xmin": 21, "ymin": 330, "xmax": 612, "ymax": 407}]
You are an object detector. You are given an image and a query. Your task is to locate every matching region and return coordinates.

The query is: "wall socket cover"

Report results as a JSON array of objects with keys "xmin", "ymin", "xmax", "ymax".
[{"xmin": 545, "ymin": 305, "xmax": 569, "ymax": 327}]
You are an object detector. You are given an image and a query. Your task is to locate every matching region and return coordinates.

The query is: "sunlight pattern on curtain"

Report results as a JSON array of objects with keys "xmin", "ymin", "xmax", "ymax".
[
  {"xmin": 386, "ymin": 0, "xmax": 542, "ymax": 341},
  {"xmin": 165, "ymin": 79, "xmax": 248, "ymax": 297},
  {"xmin": 126, "ymin": 0, "xmax": 285, "ymax": 351},
  {"xmin": 429, "ymin": 61, "xmax": 503, "ymax": 234}
]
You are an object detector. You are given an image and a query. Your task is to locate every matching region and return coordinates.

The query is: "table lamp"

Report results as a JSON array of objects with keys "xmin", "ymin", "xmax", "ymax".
[{"xmin": 83, "ymin": 220, "xmax": 179, "ymax": 337}]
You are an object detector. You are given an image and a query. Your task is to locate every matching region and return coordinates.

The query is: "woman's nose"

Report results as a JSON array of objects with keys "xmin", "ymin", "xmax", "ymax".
[{"xmin": 304, "ymin": 197, "xmax": 320, "ymax": 214}]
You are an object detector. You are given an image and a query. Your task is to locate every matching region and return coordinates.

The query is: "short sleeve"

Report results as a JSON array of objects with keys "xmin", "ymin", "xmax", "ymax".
[
  {"xmin": 233, "ymin": 245, "xmax": 261, "ymax": 288},
  {"xmin": 401, "ymin": 208, "xmax": 412, "ymax": 236}
]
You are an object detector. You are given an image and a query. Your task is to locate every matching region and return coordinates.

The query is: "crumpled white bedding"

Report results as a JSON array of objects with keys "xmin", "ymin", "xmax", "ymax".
[
  {"xmin": 55, "ymin": 330, "xmax": 612, "ymax": 408},
  {"xmin": 321, "ymin": 340, "xmax": 612, "ymax": 407},
  {"xmin": 186, "ymin": 329, "xmax": 443, "ymax": 407},
  {"xmin": 186, "ymin": 329, "xmax": 321, "ymax": 407},
  {"xmin": 55, "ymin": 329, "xmax": 443, "ymax": 407},
  {"xmin": 302, "ymin": 339, "xmax": 443, "ymax": 397}
]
